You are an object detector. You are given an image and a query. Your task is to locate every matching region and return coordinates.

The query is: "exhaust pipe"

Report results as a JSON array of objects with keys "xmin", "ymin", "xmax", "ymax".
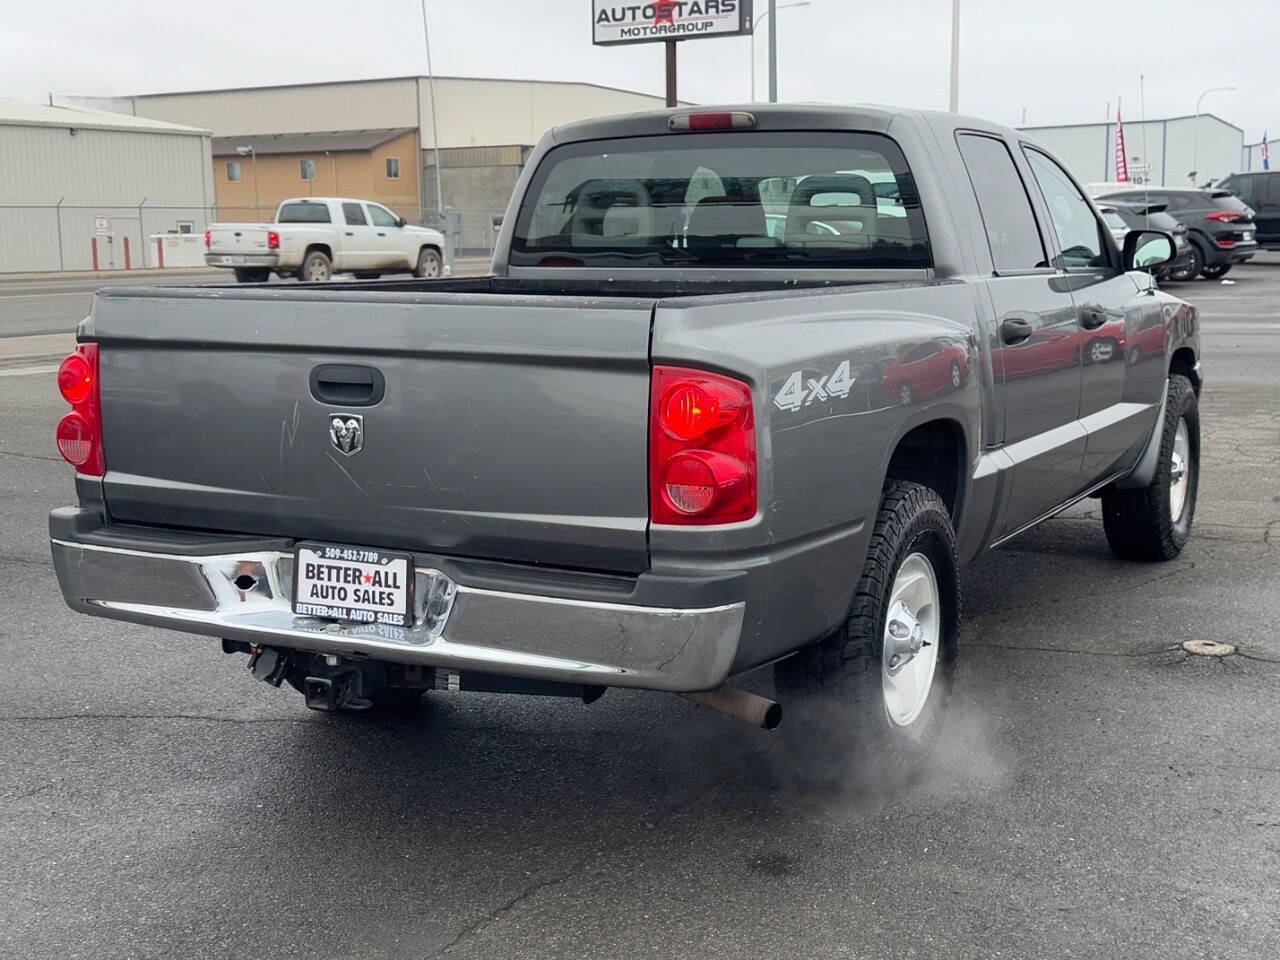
[{"xmin": 680, "ymin": 685, "xmax": 782, "ymax": 730}]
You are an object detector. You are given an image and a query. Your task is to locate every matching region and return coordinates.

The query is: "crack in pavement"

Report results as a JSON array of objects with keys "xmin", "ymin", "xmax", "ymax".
[
  {"xmin": 0, "ymin": 449, "xmax": 60, "ymax": 462},
  {"xmin": 0, "ymin": 713, "xmax": 311, "ymax": 725},
  {"xmin": 0, "ymin": 555, "xmax": 52, "ymax": 568},
  {"xmin": 427, "ymin": 758, "xmax": 760, "ymax": 957},
  {"xmin": 967, "ymin": 641, "xmax": 1180, "ymax": 659}
]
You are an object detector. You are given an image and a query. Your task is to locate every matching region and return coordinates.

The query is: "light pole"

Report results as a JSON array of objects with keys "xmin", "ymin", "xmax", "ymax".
[
  {"xmin": 1191, "ymin": 85, "xmax": 1236, "ymax": 185},
  {"xmin": 419, "ymin": 0, "xmax": 446, "ymax": 227},
  {"xmin": 752, "ymin": 1, "xmax": 810, "ymax": 103},
  {"xmin": 235, "ymin": 146, "xmax": 259, "ymax": 219},
  {"xmin": 949, "ymin": 0, "xmax": 960, "ymax": 112}
]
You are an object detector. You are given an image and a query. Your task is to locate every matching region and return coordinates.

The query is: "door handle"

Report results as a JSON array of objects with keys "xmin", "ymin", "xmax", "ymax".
[
  {"xmin": 1080, "ymin": 307, "xmax": 1108, "ymax": 330},
  {"xmin": 1000, "ymin": 317, "xmax": 1034, "ymax": 345},
  {"xmin": 344, "ymin": 231, "xmax": 354, "ymax": 236},
  {"xmin": 309, "ymin": 364, "xmax": 386, "ymax": 407},
  {"xmin": 376, "ymin": 232, "xmax": 386, "ymax": 237}
]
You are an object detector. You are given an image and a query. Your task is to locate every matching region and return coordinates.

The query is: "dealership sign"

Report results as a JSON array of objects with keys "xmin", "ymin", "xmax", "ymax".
[{"xmin": 592, "ymin": 0, "xmax": 753, "ymax": 45}]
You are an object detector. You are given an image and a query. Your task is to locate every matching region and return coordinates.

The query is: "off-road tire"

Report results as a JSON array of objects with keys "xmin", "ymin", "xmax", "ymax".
[
  {"xmin": 1101, "ymin": 374, "xmax": 1199, "ymax": 561},
  {"xmin": 774, "ymin": 481, "xmax": 960, "ymax": 788},
  {"xmin": 415, "ymin": 247, "xmax": 442, "ymax": 279}
]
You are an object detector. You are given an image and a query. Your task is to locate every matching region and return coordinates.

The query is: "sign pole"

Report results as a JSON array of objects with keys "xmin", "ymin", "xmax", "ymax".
[{"xmin": 665, "ymin": 40, "xmax": 677, "ymax": 107}]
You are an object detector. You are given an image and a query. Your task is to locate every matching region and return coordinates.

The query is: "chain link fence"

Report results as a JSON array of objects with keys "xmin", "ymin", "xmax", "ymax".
[{"xmin": 1, "ymin": 200, "xmax": 509, "ymax": 273}]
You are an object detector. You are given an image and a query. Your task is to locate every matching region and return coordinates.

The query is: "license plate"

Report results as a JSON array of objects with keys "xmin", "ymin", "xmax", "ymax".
[
  {"xmin": 293, "ymin": 543, "xmax": 413, "ymax": 627},
  {"xmin": 1243, "ymin": 231, "xmax": 1254, "ymax": 242}
]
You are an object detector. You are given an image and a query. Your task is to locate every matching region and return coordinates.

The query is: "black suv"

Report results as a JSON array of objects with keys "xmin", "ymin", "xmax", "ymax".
[
  {"xmin": 1100, "ymin": 187, "xmax": 1258, "ymax": 278},
  {"xmin": 1218, "ymin": 170, "xmax": 1280, "ymax": 250}
]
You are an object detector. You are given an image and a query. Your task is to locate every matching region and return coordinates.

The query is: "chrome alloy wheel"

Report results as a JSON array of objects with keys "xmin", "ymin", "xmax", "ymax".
[
  {"xmin": 881, "ymin": 552, "xmax": 941, "ymax": 727},
  {"xmin": 1169, "ymin": 418, "xmax": 1192, "ymax": 522}
]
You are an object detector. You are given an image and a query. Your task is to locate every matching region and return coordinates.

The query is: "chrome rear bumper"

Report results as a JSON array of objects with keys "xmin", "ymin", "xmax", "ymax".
[{"xmin": 49, "ymin": 531, "xmax": 743, "ymax": 693}]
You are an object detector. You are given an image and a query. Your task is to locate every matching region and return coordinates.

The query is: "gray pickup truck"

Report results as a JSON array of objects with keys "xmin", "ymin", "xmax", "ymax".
[{"xmin": 50, "ymin": 105, "xmax": 1200, "ymax": 782}]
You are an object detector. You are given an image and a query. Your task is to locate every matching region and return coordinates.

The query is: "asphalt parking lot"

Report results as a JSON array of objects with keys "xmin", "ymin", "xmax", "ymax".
[{"xmin": 2, "ymin": 260, "xmax": 1278, "ymax": 959}]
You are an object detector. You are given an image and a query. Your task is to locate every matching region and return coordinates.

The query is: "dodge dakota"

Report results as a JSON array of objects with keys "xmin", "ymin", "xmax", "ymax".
[
  {"xmin": 50, "ymin": 105, "xmax": 1200, "ymax": 782},
  {"xmin": 204, "ymin": 197, "xmax": 446, "ymax": 283}
]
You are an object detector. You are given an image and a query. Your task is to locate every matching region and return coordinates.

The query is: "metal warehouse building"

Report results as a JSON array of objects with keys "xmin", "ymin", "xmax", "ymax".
[
  {"xmin": 69, "ymin": 76, "xmax": 673, "ymax": 252},
  {"xmin": 1019, "ymin": 113, "xmax": 1247, "ymax": 188},
  {"xmin": 0, "ymin": 99, "xmax": 213, "ymax": 273}
]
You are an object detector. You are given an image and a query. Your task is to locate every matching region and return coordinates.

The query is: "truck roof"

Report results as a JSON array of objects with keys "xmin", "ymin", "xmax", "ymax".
[{"xmin": 547, "ymin": 103, "xmax": 1036, "ymax": 149}]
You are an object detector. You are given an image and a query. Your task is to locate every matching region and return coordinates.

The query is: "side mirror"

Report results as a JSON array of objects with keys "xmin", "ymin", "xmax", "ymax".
[
  {"xmin": 1123, "ymin": 230, "xmax": 1175, "ymax": 272},
  {"xmin": 397, "ymin": 216, "xmax": 407, "ymax": 228}
]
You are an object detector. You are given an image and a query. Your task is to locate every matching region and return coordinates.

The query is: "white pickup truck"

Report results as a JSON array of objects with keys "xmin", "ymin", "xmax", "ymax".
[{"xmin": 204, "ymin": 197, "xmax": 447, "ymax": 283}]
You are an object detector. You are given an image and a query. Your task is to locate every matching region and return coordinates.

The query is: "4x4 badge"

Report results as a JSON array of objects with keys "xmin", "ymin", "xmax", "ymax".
[{"xmin": 328, "ymin": 414, "xmax": 364, "ymax": 456}]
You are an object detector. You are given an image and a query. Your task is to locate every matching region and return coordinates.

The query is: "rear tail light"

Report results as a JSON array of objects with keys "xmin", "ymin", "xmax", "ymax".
[
  {"xmin": 1217, "ymin": 239, "xmax": 1235, "ymax": 248},
  {"xmin": 1206, "ymin": 211, "xmax": 1242, "ymax": 222},
  {"xmin": 650, "ymin": 366, "xmax": 756, "ymax": 525},
  {"xmin": 55, "ymin": 344, "xmax": 104, "ymax": 476},
  {"xmin": 204, "ymin": 230, "xmax": 211, "ymax": 248},
  {"xmin": 267, "ymin": 230, "xmax": 280, "ymax": 250}
]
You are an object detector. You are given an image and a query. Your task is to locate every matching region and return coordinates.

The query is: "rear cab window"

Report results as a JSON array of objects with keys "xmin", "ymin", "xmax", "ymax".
[
  {"xmin": 954, "ymin": 132, "xmax": 1047, "ymax": 273},
  {"xmin": 277, "ymin": 202, "xmax": 332, "ymax": 224},
  {"xmin": 509, "ymin": 131, "xmax": 931, "ymax": 269}
]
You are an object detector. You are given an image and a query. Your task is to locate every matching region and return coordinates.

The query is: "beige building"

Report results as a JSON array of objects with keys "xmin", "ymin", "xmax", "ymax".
[
  {"xmin": 212, "ymin": 129, "xmax": 421, "ymax": 222},
  {"xmin": 69, "ymin": 76, "xmax": 675, "ymax": 251}
]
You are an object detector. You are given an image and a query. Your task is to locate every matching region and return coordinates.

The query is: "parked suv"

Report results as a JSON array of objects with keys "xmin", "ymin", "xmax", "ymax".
[
  {"xmin": 1094, "ymin": 200, "xmax": 1194, "ymax": 281},
  {"xmin": 1100, "ymin": 187, "xmax": 1257, "ymax": 278},
  {"xmin": 1218, "ymin": 170, "xmax": 1280, "ymax": 250}
]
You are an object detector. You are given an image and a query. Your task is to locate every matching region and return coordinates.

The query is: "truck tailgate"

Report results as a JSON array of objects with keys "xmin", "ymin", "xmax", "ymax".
[
  {"xmin": 206, "ymin": 224, "xmax": 271, "ymax": 255},
  {"xmin": 89, "ymin": 288, "xmax": 654, "ymax": 573}
]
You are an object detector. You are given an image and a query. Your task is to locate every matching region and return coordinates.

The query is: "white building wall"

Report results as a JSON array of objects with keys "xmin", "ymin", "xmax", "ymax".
[
  {"xmin": 0, "ymin": 123, "xmax": 213, "ymax": 272},
  {"xmin": 1021, "ymin": 115, "xmax": 1244, "ymax": 188},
  {"xmin": 124, "ymin": 78, "xmax": 420, "ymax": 138},
  {"xmin": 79, "ymin": 77, "xmax": 671, "ymax": 147}
]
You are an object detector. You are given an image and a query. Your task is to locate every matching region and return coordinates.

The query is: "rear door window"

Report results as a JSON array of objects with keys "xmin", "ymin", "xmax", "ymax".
[
  {"xmin": 342, "ymin": 203, "xmax": 368, "ymax": 226},
  {"xmin": 510, "ymin": 131, "xmax": 931, "ymax": 269},
  {"xmin": 277, "ymin": 202, "xmax": 331, "ymax": 224},
  {"xmin": 956, "ymin": 132, "xmax": 1047, "ymax": 273}
]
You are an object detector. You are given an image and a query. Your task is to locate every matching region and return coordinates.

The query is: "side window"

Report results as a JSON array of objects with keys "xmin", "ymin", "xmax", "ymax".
[
  {"xmin": 1263, "ymin": 176, "xmax": 1280, "ymax": 209},
  {"xmin": 368, "ymin": 204, "xmax": 399, "ymax": 228},
  {"xmin": 1222, "ymin": 176, "xmax": 1253, "ymax": 207},
  {"xmin": 300, "ymin": 159, "xmax": 315, "ymax": 182},
  {"xmin": 342, "ymin": 203, "xmax": 367, "ymax": 226},
  {"xmin": 1023, "ymin": 148, "xmax": 1109, "ymax": 269},
  {"xmin": 956, "ymin": 133, "xmax": 1048, "ymax": 273},
  {"xmin": 226, "ymin": 162, "xmax": 242, "ymax": 183}
]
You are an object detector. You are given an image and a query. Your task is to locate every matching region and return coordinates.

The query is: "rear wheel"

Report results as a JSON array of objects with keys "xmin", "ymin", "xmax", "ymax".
[
  {"xmin": 1200, "ymin": 263, "xmax": 1231, "ymax": 279},
  {"xmin": 775, "ymin": 481, "xmax": 959, "ymax": 787},
  {"xmin": 415, "ymin": 247, "xmax": 442, "ymax": 279},
  {"xmin": 299, "ymin": 250, "xmax": 332, "ymax": 282},
  {"xmin": 1101, "ymin": 374, "xmax": 1199, "ymax": 561},
  {"xmin": 233, "ymin": 268, "xmax": 269, "ymax": 283}
]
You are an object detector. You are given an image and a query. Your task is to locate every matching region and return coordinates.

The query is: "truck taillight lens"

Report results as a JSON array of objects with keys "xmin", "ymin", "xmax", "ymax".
[
  {"xmin": 204, "ymin": 230, "xmax": 211, "ymax": 248},
  {"xmin": 267, "ymin": 230, "xmax": 280, "ymax": 250},
  {"xmin": 651, "ymin": 366, "xmax": 756, "ymax": 525},
  {"xmin": 55, "ymin": 344, "xmax": 104, "ymax": 476}
]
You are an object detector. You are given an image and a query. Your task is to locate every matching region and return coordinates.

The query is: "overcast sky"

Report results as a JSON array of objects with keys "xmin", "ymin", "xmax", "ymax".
[{"xmin": 1, "ymin": 0, "xmax": 1274, "ymax": 142}]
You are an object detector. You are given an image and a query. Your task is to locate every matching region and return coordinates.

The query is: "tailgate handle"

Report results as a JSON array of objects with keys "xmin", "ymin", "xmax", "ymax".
[{"xmin": 310, "ymin": 365, "xmax": 385, "ymax": 406}]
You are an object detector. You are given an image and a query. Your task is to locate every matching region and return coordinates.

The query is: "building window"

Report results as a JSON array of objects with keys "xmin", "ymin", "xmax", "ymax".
[
  {"xmin": 176, "ymin": 221, "xmax": 194, "ymax": 235},
  {"xmin": 226, "ymin": 161, "xmax": 242, "ymax": 183},
  {"xmin": 386, "ymin": 157, "xmax": 400, "ymax": 180},
  {"xmin": 300, "ymin": 159, "xmax": 315, "ymax": 182}
]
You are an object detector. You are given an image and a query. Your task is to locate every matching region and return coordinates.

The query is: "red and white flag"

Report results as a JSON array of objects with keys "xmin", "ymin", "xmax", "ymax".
[{"xmin": 1115, "ymin": 101, "xmax": 1129, "ymax": 183}]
